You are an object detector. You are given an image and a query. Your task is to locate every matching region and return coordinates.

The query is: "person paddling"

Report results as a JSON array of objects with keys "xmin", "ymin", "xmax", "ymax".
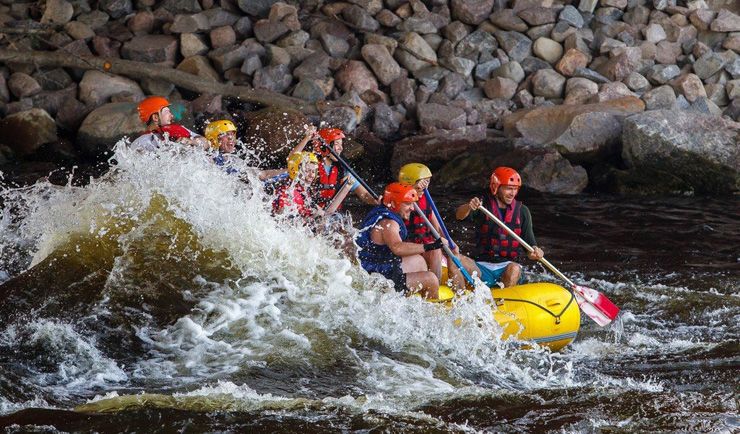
[
  {"xmin": 130, "ymin": 96, "xmax": 208, "ymax": 151},
  {"xmin": 399, "ymin": 163, "xmax": 479, "ymax": 291},
  {"xmin": 455, "ymin": 167, "xmax": 544, "ymax": 288},
  {"xmin": 356, "ymin": 182, "xmax": 443, "ymax": 300},
  {"xmin": 288, "ymin": 126, "xmax": 378, "ymax": 208},
  {"xmin": 272, "ymin": 152, "xmax": 350, "ymax": 220}
]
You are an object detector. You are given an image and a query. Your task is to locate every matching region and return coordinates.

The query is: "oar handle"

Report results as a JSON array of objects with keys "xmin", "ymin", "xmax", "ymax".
[
  {"xmin": 414, "ymin": 203, "xmax": 475, "ymax": 286},
  {"xmin": 478, "ymin": 206, "xmax": 575, "ymax": 288},
  {"xmin": 323, "ymin": 144, "xmax": 380, "ymax": 200},
  {"xmin": 424, "ymin": 190, "xmax": 456, "ymax": 250}
]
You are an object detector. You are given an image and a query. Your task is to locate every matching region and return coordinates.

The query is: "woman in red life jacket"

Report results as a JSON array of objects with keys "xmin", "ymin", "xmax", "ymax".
[
  {"xmin": 455, "ymin": 167, "xmax": 544, "ymax": 288},
  {"xmin": 286, "ymin": 126, "xmax": 378, "ymax": 210},
  {"xmin": 272, "ymin": 152, "xmax": 352, "ymax": 220},
  {"xmin": 130, "ymin": 96, "xmax": 208, "ymax": 151},
  {"xmin": 399, "ymin": 163, "xmax": 480, "ymax": 291}
]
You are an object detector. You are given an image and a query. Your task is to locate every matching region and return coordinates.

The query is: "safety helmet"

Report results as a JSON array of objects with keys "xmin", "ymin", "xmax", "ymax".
[
  {"xmin": 383, "ymin": 182, "xmax": 419, "ymax": 213},
  {"xmin": 314, "ymin": 128, "xmax": 345, "ymax": 155},
  {"xmin": 490, "ymin": 166, "xmax": 522, "ymax": 195},
  {"xmin": 287, "ymin": 152, "xmax": 319, "ymax": 180},
  {"xmin": 137, "ymin": 96, "xmax": 170, "ymax": 124},
  {"xmin": 398, "ymin": 163, "xmax": 432, "ymax": 185},
  {"xmin": 205, "ymin": 119, "xmax": 237, "ymax": 148}
]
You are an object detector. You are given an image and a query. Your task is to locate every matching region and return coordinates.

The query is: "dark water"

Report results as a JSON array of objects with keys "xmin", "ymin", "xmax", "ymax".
[{"xmin": 0, "ymin": 149, "xmax": 738, "ymax": 433}]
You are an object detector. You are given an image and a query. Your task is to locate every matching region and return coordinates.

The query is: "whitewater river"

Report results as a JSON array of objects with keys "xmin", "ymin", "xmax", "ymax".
[{"xmin": 0, "ymin": 145, "xmax": 737, "ymax": 432}]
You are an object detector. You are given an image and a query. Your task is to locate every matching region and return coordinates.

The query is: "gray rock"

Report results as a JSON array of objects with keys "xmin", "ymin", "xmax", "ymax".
[
  {"xmin": 180, "ymin": 33, "xmax": 209, "ymax": 57},
  {"xmin": 559, "ymin": 5, "xmax": 584, "ymax": 28},
  {"xmin": 121, "ymin": 35, "xmax": 178, "ymax": 64},
  {"xmin": 8, "ymin": 73, "xmax": 42, "ymax": 98},
  {"xmin": 294, "ymin": 52, "xmax": 331, "ymax": 79},
  {"xmin": 439, "ymin": 73, "xmax": 468, "ymax": 99},
  {"xmin": 574, "ymin": 67, "xmax": 610, "ymax": 84},
  {"xmin": 710, "ymin": 9, "xmax": 740, "ymax": 33},
  {"xmin": 234, "ymin": 17, "xmax": 253, "ymax": 37},
  {"xmin": 521, "ymin": 56, "xmax": 552, "ymax": 75},
  {"xmin": 278, "ymin": 30, "xmax": 309, "ymax": 48},
  {"xmin": 30, "ymin": 84, "xmax": 77, "ymax": 117},
  {"xmin": 79, "ymin": 70, "xmax": 143, "ymax": 107},
  {"xmin": 292, "ymin": 78, "xmax": 326, "ymax": 102},
  {"xmin": 484, "ymin": 76, "xmax": 518, "ymax": 99},
  {"xmin": 372, "ymin": 102, "xmax": 401, "ymax": 139},
  {"xmin": 253, "ymin": 64, "xmax": 292, "ymax": 93},
  {"xmin": 726, "ymin": 58, "xmax": 740, "ymax": 79},
  {"xmin": 474, "ymin": 59, "xmax": 502, "ymax": 81},
  {"xmin": 396, "ymin": 32, "xmax": 438, "ymax": 72},
  {"xmin": 0, "ymin": 75, "xmax": 9, "ymax": 103},
  {"xmin": 417, "ymin": 103, "xmax": 467, "ymax": 132},
  {"xmin": 491, "ymin": 61, "xmax": 525, "ymax": 83},
  {"xmin": 41, "ymin": 0, "xmax": 74, "ymax": 25},
  {"xmin": 723, "ymin": 98, "xmax": 740, "ymax": 121},
  {"xmin": 693, "ymin": 52, "xmax": 727, "ymax": 80},
  {"xmin": 56, "ymin": 97, "xmax": 90, "ymax": 131},
  {"xmin": 398, "ymin": 15, "xmax": 438, "ymax": 34},
  {"xmin": 578, "ymin": 0, "xmax": 598, "ymax": 13},
  {"xmin": 642, "ymin": 85, "xmax": 676, "ymax": 110},
  {"xmin": 622, "ymin": 110, "xmax": 739, "ymax": 194},
  {"xmin": 77, "ymin": 10, "xmax": 109, "ymax": 30},
  {"xmin": 645, "ymin": 64, "xmax": 681, "ymax": 85},
  {"xmin": 240, "ymin": 54, "xmax": 263, "ymax": 76},
  {"xmin": 78, "ymin": 102, "xmax": 140, "ymax": 156},
  {"xmin": 522, "ymin": 149, "xmax": 589, "ymax": 194},
  {"xmin": 321, "ymin": 106, "xmax": 360, "ymax": 133},
  {"xmin": 690, "ymin": 96, "xmax": 723, "ymax": 116},
  {"xmin": 343, "ymin": 5, "xmax": 381, "ymax": 32},
  {"xmin": 0, "ymin": 108, "xmax": 57, "ymax": 156},
  {"xmin": 675, "ymin": 94, "xmax": 691, "ymax": 110},
  {"xmin": 390, "ymin": 77, "xmax": 416, "ymax": 109},
  {"xmin": 704, "ymin": 83, "xmax": 729, "ymax": 106},
  {"xmin": 208, "ymin": 45, "xmax": 249, "ymax": 72},
  {"xmin": 532, "ymin": 69, "xmax": 566, "ymax": 98},
  {"xmin": 64, "ymin": 21, "xmax": 95, "ymax": 40},
  {"xmin": 237, "ymin": 0, "xmax": 278, "ymax": 17},
  {"xmin": 624, "ymin": 72, "xmax": 650, "ymax": 92},
  {"xmin": 319, "ymin": 32, "xmax": 350, "ymax": 58},
  {"xmin": 494, "ymin": 31, "xmax": 533, "ymax": 62},
  {"xmin": 160, "ymin": 0, "xmax": 201, "ymax": 13},
  {"xmin": 254, "ymin": 19, "xmax": 289, "ymax": 43},
  {"xmin": 202, "ymin": 8, "xmax": 240, "ymax": 27},
  {"xmin": 391, "ymin": 124, "xmax": 487, "ymax": 174},
  {"xmin": 361, "ymin": 44, "xmax": 402, "ymax": 86},
  {"xmin": 440, "ymin": 56, "xmax": 476, "ymax": 76},
  {"xmin": 490, "ymin": 9, "xmax": 528, "ymax": 32},
  {"xmin": 455, "ymin": 29, "xmax": 498, "ymax": 60},
  {"xmin": 450, "ymin": 0, "xmax": 494, "ymax": 25},
  {"xmin": 335, "ymin": 60, "xmax": 378, "ymax": 94},
  {"xmin": 99, "ymin": 0, "xmax": 132, "ymax": 20},
  {"xmin": 170, "ymin": 13, "xmax": 210, "ymax": 33}
]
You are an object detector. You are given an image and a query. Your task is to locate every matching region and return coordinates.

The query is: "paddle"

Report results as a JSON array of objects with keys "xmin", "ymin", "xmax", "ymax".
[
  {"xmin": 321, "ymin": 144, "xmax": 475, "ymax": 287},
  {"xmin": 478, "ymin": 205, "xmax": 620, "ymax": 327},
  {"xmin": 423, "ymin": 190, "xmax": 456, "ymax": 250}
]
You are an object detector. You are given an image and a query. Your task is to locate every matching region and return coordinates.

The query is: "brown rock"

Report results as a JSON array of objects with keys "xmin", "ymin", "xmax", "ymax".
[
  {"xmin": 92, "ymin": 35, "xmax": 121, "ymax": 58},
  {"xmin": 0, "ymin": 108, "xmax": 57, "ymax": 156},
  {"xmin": 180, "ymin": 33, "xmax": 209, "ymax": 57},
  {"xmin": 8, "ymin": 73, "xmax": 42, "ymax": 99},
  {"xmin": 589, "ymin": 81, "xmax": 635, "ymax": 103},
  {"xmin": 483, "ymin": 76, "xmax": 518, "ymax": 99},
  {"xmin": 77, "ymin": 102, "xmax": 141, "ymax": 157},
  {"xmin": 518, "ymin": 7, "xmax": 559, "ymax": 26},
  {"xmin": 596, "ymin": 47, "xmax": 642, "ymax": 81},
  {"xmin": 361, "ymin": 44, "xmax": 402, "ymax": 86},
  {"xmin": 254, "ymin": 19, "xmax": 289, "ymax": 43},
  {"xmin": 41, "ymin": 0, "xmax": 74, "ymax": 25},
  {"xmin": 127, "ymin": 10, "xmax": 155, "ymax": 35},
  {"xmin": 671, "ymin": 73, "xmax": 706, "ymax": 102},
  {"xmin": 556, "ymin": 48, "xmax": 589, "ymax": 76},
  {"xmin": 121, "ymin": 35, "xmax": 178, "ymax": 65},
  {"xmin": 417, "ymin": 103, "xmax": 467, "ymax": 133},
  {"xmin": 689, "ymin": 9, "xmax": 715, "ymax": 31},
  {"xmin": 177, "ymin": 56, "xmax": 221, "ymax": 81},
  {"xmin": 210, "ymin": 25, "xmax": 236, "ymax": 48},
  {"xmin": 655, "ymin": 41, "xmax": 682, "ymax": 65},
  {"xmin": 532, "ymin": 69, "xmax": 566, "ymax": 99},
  {"xmin": 64, "ymin": 21, "xmax": 95, "ymax": 40},
  {"xmin": 489, "ymin": 9, "xmax": 528, "ymax": 32},
  {"xmin": 533, "ymin": 37, "xmax": 563, "ymax": 64},
  {"xmin": 78, "ymin": 70, "xmax": 144, "ymax": 107},
  {"xmin": 391, "ymin": 125, "xmax": 487, "ymax": 174},
  {"xmin": 241, "ymin": 107, "xmax": 310, "ymax": 167},
  {"xmin": 335, "ymin": 60, "xmax": 378, "ymax": 95},
  {"xmin": 451, "ymin": 0, "xmax": 494, "ymax": 26},
  {"xmin": 710, "ymin": 9, "xmax": 740, "ymax": 32}
]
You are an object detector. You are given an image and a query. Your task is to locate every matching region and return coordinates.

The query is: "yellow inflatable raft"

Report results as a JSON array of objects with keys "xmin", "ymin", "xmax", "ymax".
[{"xmin": 434, "ymin": 282, "xmax": 581, "ymax": 351}]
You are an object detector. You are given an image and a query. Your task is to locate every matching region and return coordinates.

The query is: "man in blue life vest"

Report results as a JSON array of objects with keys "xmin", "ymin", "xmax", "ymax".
[
  {"xmin": 455, "ymin": 167, "xmax": 544, "ymax": 288},
  {"xmin": 356, "ymin": 183, "xmax": 443, "ymax": 300},
  {"xmin": 130, "ymin": 96, "xmax": 208, "ymax": 151},
  {"xmin": 288, "ymin": 126, "xmax": 378, "ymax": 209},
  {"xmin": 398, "ymin": 163, "xmax": 480, "ymax": 291}
]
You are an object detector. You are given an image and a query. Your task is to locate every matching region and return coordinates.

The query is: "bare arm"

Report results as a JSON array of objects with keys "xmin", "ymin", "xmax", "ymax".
[
  {"xmin": 324, "ymin": 181, "xmax": 353, "ymax": 214},
  {"xmin": 258, "ymin": 168, "xmax": 287, "ymax": 181},
  {"xmin": 353, "ymin": 184, "xmax": 381, "ymax": 205},
  {"xmin": 456, "ymin": 197, "xmax": 481, "ymax": 220},
  {"xmin": 379, "ymin": 220, "xmax": 426, "ymax": 257},
  {"xmin": 287, "ymin": 125, "xmax": 317, "ymax": 159}
]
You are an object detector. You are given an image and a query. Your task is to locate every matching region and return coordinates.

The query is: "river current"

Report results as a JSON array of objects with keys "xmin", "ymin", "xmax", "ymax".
[{"xmin": 0, "ymin": 144, "xmax": 737, "ymax": 432}]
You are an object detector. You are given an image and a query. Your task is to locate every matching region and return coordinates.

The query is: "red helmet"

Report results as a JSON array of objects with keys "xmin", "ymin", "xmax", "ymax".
[
  {"xmin": 490, "ymin": 167, "xmax": 522, "ymax": 195},
  {"xmin": 137, "ymin": 96, "xmax": 170, "ymax": 124},
  {"xmin": 383, "ymin": 182, "xmax": 418, "ymax": 213},
  {"xmin": 314, "ymin": 128, "xmax": 345, "ymax": 155}
]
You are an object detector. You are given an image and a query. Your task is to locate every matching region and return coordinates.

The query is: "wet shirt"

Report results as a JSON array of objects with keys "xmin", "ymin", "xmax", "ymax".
[{"xmin": 129, "ymin": 125, "xmax": 198, "ymax": 151}]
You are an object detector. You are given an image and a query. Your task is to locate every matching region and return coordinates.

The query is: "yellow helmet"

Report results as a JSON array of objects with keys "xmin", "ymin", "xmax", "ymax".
[
  {"xmin": 287, "ymin": 152, "xmax": 319, "ymax": 179},
  {"xmin": 205, "ymin": 119, "xmax": 237, "ymax": 148},
  {"xmin": 398, "ymin": 163, "xmax": 432, "ymax": 185}
]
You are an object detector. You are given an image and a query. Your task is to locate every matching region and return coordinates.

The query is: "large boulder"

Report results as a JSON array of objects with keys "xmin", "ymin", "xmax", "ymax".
[
  {"xmin": 390, "ymin": 125, "xmax": 487, "ymax": 175},
  {"xmin": 435, "ymin": 145, "xmax": 588, "ymax": 194},
  {"xmin": 77, "ymin": 102, "xmax": 142, "ymax": 157},
  {"xmin": 503, "ymin": 97, "xmax": 645, "ymax": 155},
  {"xmin": 417, "ymin": 103, "xmax": 467, "ymax": 133},
  {"xmin": 78, "ymin": 70, "xmax": 144, "ymax": 107},
  {"xmin": 241, "ymin": 107, "xmax": 310, "ymax": 167},
  {"xmin": 0, "ymin": 109, "xmax": 58, "ymax": 156},
  {"xmin": 121, "ymin": 35, "xmax": 179, "ymax": 65},
  {"xmin": 622, "ymin": 110, "xmax": 740, "ymax": 195}
]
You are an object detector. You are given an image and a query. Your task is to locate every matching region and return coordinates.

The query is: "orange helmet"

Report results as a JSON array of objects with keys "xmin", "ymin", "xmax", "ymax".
[
  {"xmin": 137, "ymin": 96, "xmax": 170, "ymax": 124},
  {"xmin": 383, "ymin": 182, "xmax": 418, "ymax": 213},
  {"xmin": 490, "ymin": 167, "xmax": 522, "ymax": 195},
  {"xmin": 313, "ymin": 128, "xmax": 345, "ymax": 155}
]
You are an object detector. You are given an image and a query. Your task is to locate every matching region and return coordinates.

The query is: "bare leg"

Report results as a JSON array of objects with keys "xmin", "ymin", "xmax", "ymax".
[
  {"xmin": 422, "ymin": 248, "xmax": 442, "ymax": 281},
  {"xmin": 446, "ymin": 254, "xmax": 481, "ymax": 291},
  {"xmin": 500, "ymin": 263, "xmax": 522, "ymax": 287},
  {"xmin": 405, "ymin": 271, "xmax": 440, "ymax": 299}
]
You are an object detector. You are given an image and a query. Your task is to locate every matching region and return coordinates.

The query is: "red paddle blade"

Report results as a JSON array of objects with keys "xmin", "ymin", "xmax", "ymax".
[{"xmin": 573, "ymin": 285, "xmax": 620, "ymax": 327}]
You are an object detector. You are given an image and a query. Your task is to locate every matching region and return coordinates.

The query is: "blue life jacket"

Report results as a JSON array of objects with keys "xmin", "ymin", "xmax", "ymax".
[
  {"xmin": 356, "ymin": 206, "xmax": 408, "ymax": 276},
  {"xmin": 213, "ymin": 153, "xmax": 239, "ymax": 175},
  {"xmin": 263, "ymin": 172, "xmax": 289, "ymax": 195}
]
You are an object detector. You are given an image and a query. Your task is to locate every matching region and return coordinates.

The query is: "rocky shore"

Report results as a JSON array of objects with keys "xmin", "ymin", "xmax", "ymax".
[{"xmin": 0, "ymin": 0, "xmax": 737, "ymax": 194}]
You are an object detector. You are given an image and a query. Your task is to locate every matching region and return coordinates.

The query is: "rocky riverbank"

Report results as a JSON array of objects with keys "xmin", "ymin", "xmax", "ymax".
[{"xmin": 0, "ymin": 0, "xmax": 737, "ymax": 194}]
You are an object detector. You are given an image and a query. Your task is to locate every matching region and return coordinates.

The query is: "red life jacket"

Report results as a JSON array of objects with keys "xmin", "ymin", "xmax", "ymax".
[
  {"xmin": 404, "ymin": 193, "xmax": 436, "ymax": 244},
  {"xmin": 477, "ymin": 194, "xmax": 524, "ymax": 261},
  {"xmin": 139, "ymin": 124, "xmax": 192, "ymax": 140},
  {"xmin": 312, "ymin": 162, "xmax": 344, "ymax": 209},
  {"xmin": 272, "ymin": 182, "xmax": 313, "ymax": 218}
]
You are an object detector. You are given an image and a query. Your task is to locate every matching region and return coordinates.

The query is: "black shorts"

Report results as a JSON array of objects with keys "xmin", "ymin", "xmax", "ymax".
[{"xmin": 387, "ymin": 262, "xmax": 410, "ymax": 294}]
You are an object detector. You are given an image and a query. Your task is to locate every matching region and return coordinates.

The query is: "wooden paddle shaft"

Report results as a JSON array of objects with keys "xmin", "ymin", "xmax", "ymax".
[{"xmin": 478, "ymin": 206, "xmax": 576, "ymax": 288}]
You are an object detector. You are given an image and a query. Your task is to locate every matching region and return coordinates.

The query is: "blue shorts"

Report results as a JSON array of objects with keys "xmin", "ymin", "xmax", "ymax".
[{"xmin": 475, "ymin": 261, "xmax": 524, "ymax": 287}]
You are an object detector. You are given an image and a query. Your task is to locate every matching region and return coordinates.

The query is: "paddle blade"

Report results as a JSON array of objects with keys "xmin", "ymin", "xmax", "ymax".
[{"xmin": 572, "ymin": 285, "xmax": 620, "ymax": 327}]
